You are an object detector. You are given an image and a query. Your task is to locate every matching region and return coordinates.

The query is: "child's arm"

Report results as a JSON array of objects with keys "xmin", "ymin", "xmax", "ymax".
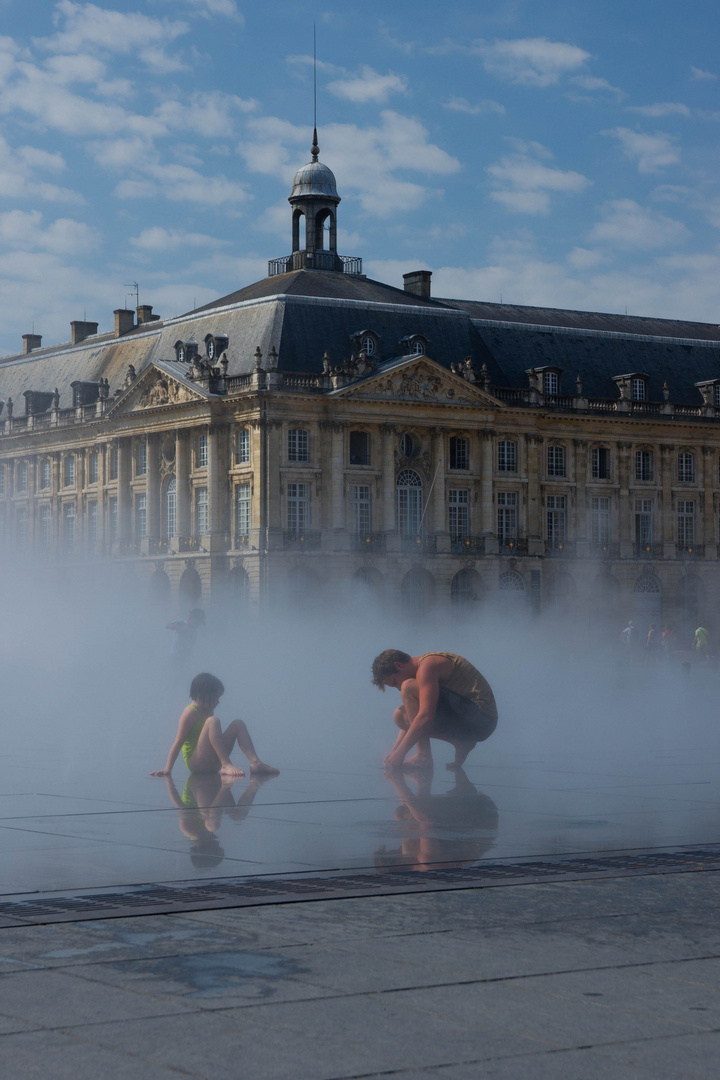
[{"xmin": 150, "ymin": 706, "xmax": 199, "ymax": 776}]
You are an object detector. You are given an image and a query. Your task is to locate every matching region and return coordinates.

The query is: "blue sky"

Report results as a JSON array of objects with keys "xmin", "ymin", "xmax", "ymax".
[{"xmin": 0, "ymin": 0, "xmax": 718, "ymax": 354}]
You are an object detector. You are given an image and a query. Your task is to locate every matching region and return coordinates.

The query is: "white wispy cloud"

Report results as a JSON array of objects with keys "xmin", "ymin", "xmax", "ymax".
[
  {"xmin": 129, "ymin": 227, "xmax": 230, "ymax": 251},
  {"xmin": 39, "ymin": 1, "xmax": 188, "ymax": 69},
  {"xmin": 186, "ymin": 0, "xmax": 244, "ymax": 21},
  {"xmin": 327, "ymin": 66, "xmax": 407, "ymax": 104},
  {"xmin": 475, "ymin": 37, "xmax": 591, "ymax": 87},
  {"xmin": 604, "ymin": 127, "xmax": 681, "ymax": 173},
  {"xmin": 442, "ymin": 96, "xmax": 505, "ymax": 116},
  {"xmin": 691, "ymin": 66, "xmax": 716, "ymax": 81},
  {"xmin": 568, "ymin": 75, "xmax": 624, "ymax": 100},
  {"xmin": 588, "ymin": 199, "xmax": 689, "ymax": 250},
  {"xmin": 487, "ymin": 141, "xmax": 590, "ymax": 215},
  {"xmin": 0, "ymin": 135, "xmax": 82, "ymax": 203},
  {"xmin": 626, "ymin": 102, "xmax": 692, "ymax": 118},
  {"xmin": 0, "ymin": 209, "xmax": 99, "ymax": 255},
  {"xmin": 154, "ymin": 92, "xmax": 256, "ymax": 137}
]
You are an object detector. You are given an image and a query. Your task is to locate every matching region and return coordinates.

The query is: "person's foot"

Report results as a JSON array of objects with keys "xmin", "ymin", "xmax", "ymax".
[
  {"xmin": 447, "ymin": 741, "xmax": 476, "ymax": 770},
  {"xmin": 250, "ymin": 761, "xmax": 280, "ymax": 776},
  {"xmin": 220, "ymin": 763, "xmax": 245, "ymax": 778},
  {"xmin": 402, "ymin": 752, "xmax": 433, "ymax": 771}
]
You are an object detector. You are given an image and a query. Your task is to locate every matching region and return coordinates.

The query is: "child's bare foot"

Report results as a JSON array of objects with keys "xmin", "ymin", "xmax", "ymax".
[
  {"xmin": 250, "ymin": 761, "xmax": 280, "ymax": 776},
  {"xmin": 220, "ymin": 763, "xmax": 245, "ymax": 778},
  {"xmin": 403, "ymin": 752, "xmax": 433, "ymax": 771}
]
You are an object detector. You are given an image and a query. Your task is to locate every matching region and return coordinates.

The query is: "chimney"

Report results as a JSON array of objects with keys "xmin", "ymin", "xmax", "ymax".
[
  {"xmin": 136, "ymin": 304, "xmax": 160, "ymax": 325},
  {"xmin": 22, "ymin": 333, "xmax": 42, "ymax": 355},
  {"xmin": 71, "ymin": 320, "xmax": 98, "ymax": 345},
  {"xmin": 403, "ymin": 270, "xmax": 432, "ymax": 299},
  {"xmin": 114, "ymin": 308, "xmax": 135, "ymax": 337}
]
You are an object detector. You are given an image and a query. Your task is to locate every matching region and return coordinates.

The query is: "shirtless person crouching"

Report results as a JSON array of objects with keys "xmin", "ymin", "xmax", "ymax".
[{"xmin": 372, "ymin": 650, "xmax": 498, "ymax": 771}]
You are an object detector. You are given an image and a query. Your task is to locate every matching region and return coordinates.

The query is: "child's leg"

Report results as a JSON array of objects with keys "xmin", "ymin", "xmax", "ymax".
[
  {"xmin": 228, "ymin": 719, "xmax": 279, "ymax": 775},
  {"xmin": 189, "ymin": 716, "xmax": 245, "ymax": 777}
]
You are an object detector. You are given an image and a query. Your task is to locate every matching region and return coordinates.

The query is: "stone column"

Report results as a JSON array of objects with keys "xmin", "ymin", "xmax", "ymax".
[
  {"xmin": 175, "ymin": 430, "xmax": 190, "ymax": 543},
  {"xmin": 264, "ymin": 419, "xmax": 283, "ymax": 549},
  {"xmin": 143, "ymin": 434, "xmax": 161, "ymax": 553},
  {"xmin": 525, "ymin": 434, "xmax": 543, "ymax": 556},
  {"xmin": 329, "ymin": 424, "xmax": 346, "ymax": 546},
  {"xmin": 381, "ymin": 425, "xmax": 398, "ymax": 549},
  {"xmin": 574, "ymin": 438, "xmax": 588, "ymax": 556},
  {"xmin": 660, "ymin": 444, "xmax": 675, "ymax": 557},
  {"xmin": 617, "ymin": 442, "xmax": 632, "ymax": 558},
  {"xmin": 702, "ymin": 445, "xmax": 716, "ymax": 557},
  {"xmin": 116, "ymin": 438, "xmax": 132, "ymax": 546},
  {"xmin": 480, "ymin": 430, "xmax": 497, "ymax": 552},
  {"xmin": 430, "ymin": 429, "xmax": 448, "ymax": 550}
]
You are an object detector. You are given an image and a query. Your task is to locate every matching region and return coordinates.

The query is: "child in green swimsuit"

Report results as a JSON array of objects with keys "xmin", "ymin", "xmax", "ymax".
[{"xmin": 150, "ymin": 672, "xmax": 279, "ymax": 779}]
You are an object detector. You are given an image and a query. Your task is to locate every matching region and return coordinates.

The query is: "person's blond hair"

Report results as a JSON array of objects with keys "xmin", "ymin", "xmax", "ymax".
[{"xmin": 371, "ymin": 649, "xmax": 411, "ymax": 690}]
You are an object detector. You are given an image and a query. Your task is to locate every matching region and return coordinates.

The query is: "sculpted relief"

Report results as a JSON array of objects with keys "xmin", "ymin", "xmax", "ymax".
[
  {"xmin": 135, "ymin": 376, "xmax": 195, "ymax": 410},
  {"xmin": 365, "ymin": 368, "xmax": 475, "ymax": 404}
]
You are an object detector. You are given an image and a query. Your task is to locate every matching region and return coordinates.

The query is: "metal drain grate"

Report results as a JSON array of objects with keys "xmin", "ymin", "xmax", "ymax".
[{"xmin": 1, "ymin": 846, "xmax": 719, "ymax": 927}]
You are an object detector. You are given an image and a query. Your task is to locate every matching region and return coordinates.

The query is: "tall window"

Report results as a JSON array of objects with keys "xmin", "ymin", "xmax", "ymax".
[
  {"xmin": 400, "ymin": 432, "xmax": 417, "ymax": 458},
  {"xmin": 135, "ymin": 493, "xmax": 147, "ymax": 540},
  {"xmin": 635, "ymin": 499, "xmax": 653, "ymax": 548},
  {"xmin": 635, "ymin": 450, "xmax": 653, "ymax": 481},
  {"xmin": 197, "ymin": 433, "xmax": 208, "ymax": 468},
  {"xmin": 87, "ymin": 501, "xmax": 98, "ymax": 545},
  {"xmin": 677, "ymin": 452, "xmax": 695, "ymax": 483},
  {"xmin": 547, "ymin": 445, "xmax": 566, "ymax": 477},
  {"xmin": 236, "ymin": 482, "xmax": 251, "ymax": 540},
  {"xmin": 88, "ymin": 452, "xmax": 98, "ymax": 485},
  {"xmin": 547, "ymin": 495, "xmax": 567, "ymax": 547},
  {"xmin": 590, "ymin": 497, "xmax": 610, "ymax": 547},
  {"xmin": 165, "ymin": 478, "xmax": 176, "ymax": 538},
  {"xmin": 287, "ymin": 482, "xmax": 311, "ymax": 537},
  {"xmin": 349, "ymin": 430, "xmax": 370, "ymax": 465},
  {"xmin": 195, "ymin": 487, "xmax": 208, "ymax": 535},
  {"xmin": 64, "ymin": 456, "xmax": 75, "ymax": 487},
  {"xmin": 497, "ymin": 491, "xmax": 517, "ymax": 543},
  {"xmin": 63, "ymin": 503, "xmax": 75, "ymax": 550},
  {"xmin": 396, "ymin": 469, "xmax": 423, "ymax": 539},
  {"xmin": 351, "ymin": 484, "xmax": 371, "ymax": 538},
  {"xmin": 15, "ymin": 506, "xmax": 27, "ymax": 546},
  {"xmin": 109, "ymin": 496, "xmax": 118, "ymax": 541},
  {"xmin": 632, "ymin": 377, "xmax": 646, "ymax": 401},
  {"xmin": 136, "ymin": 442, "xmax": 147, "ymax": 476},
  {"xmin": 237, "ymin": 428, "xmax": 250, "ymax": 464},
  {"xmin": 17, "ymin": 461, "xmax": 28, "ymax": 493},
  {"xmin": 108, "ymin": 445, "xmax": 118, "ymax": 481},
  {"xmin": 288, "ymin": 429, "xmax": 309, "ymax": 462},
  {"xmin": 592, "ymin": 447, "xmax": 610, "ymax": 480},
  {"xmin": 39, "ymin": 505, "xmax": 52, "ymax": 549},
  {"xmin": 678, "ymin": 501, "xmax": 695, "ymax": 549},
  {"xmin": 498, "ymin": 440, "xmax": 517, "ymax": 472},
  {"xmin": 543, "ymin": 371, "xmax": 559, "ymax": 395},
  {"xmin": 448, "ymin": 489, "xmax": 469, "ymax": 543},
  {"xmin": 449, "ymin": 436, "xmax": 469, "ymax": 470}
]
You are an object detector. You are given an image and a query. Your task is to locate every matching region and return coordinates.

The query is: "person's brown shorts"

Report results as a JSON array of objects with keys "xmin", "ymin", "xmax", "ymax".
[{"xmin": 431, "ymin": 687, "xmax": 497, "ymax": 743}]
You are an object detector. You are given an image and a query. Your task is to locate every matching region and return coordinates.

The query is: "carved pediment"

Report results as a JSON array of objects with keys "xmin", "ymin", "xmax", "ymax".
[
  {"xmin": 333, "ymin": 357, "xmax": 502, "ymax": 407},
  {"xmin": 111, "ymin": 363, "xmax": 207, "ymax": 415}
]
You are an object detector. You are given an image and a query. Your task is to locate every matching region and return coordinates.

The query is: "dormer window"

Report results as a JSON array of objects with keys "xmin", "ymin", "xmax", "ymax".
[
  {"xmin": 543, "ymin": 371, "xmax": 559, "ymax": 396},
  {"xmin": 632, "ymin": 377, "xmax": 647, "ymax": 401},
  {"xmin": 353, "ymin": 330, "xmax": 379, "ymax": 357},
  {"xmin": 399, "ymin": 334, "xmax": 427, "ymax": 356},
  {"xmin": 411, "ymin": 339, "xmax": 424, "ymax": 356},
  {"xmin": 361, "ymin": 335, "xmax": 375, "ymax": 356},
  {"xmin": 714, "ymin": 384, "xmax": 720, "ymax": 408},
  {"xmin": 175, "ymin": 340, "xmax": 198, "ymax": 365},
  {"xmin": 204, "ymin": 334, "xmax": 228, "ymax": 363}
]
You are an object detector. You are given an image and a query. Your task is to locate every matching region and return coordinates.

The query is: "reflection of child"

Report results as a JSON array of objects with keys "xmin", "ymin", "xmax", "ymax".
[{"xmin": 150, "ymin": 672, "xmax": 279, "ymax": 779}]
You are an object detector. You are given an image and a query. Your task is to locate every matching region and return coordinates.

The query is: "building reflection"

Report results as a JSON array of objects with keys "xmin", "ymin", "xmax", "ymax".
[
  {"xmin": 162, "ymin": 773, "xmax": 277, "ymax": 869},
  {"xmin": 375, "ymin": 768, "xmax": 499, "ymax": 872}
]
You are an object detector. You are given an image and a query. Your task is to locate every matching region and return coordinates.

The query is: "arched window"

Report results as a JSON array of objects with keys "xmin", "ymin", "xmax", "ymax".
[
  {"xmin": 411, "ymin": 339, "xmax": 425, "ymax": 355},
  {"xmin": 401, "ymin": 567, "xmax": 435, "ymax": 616},
  {"xmin": 149, "ymin": 568, "xmax": 171, "ymax": 604},
  {"xmin": 165, "ymin": 477, "xmax": 177, "ymax": 538},
  {"xmin": 397, "ymin": 469, "xmax": 423, "ymax": 540},
  {"xmin": 451, "ymin": 568, "xmax": 481, "ymax": 606},
  {"xmin": 361, "ymin": 335, "xmax": 375, "ymax": 356},
  {"xmin": 499, "ymin": 570, "xmax": 525, "ymax": 592},
  {"xmin": 498, "ymin": 570, "xmax": 526, "ymax": 612},
  {"xmin": 634, "ymin": 572, "xmax": 660, "ymax": 594},
  {"xmin": 353, "ymin": 566, "xmax": 384, "ymax": 605},
  {"xmin": 633, "ymin": 571, "xmax": 661, "ymax": 623},
  {"xmin": 228, "ymin": 566, "xmax": 250, "ymax": 607},
  {"xmin": 179, "ymin": 566, "xmax": 202, "ymax": 604}
]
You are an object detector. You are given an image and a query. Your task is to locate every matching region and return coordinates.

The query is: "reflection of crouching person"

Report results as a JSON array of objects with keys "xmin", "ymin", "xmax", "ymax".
[
  {"xmin": 150, "ymin": 672, "xmax": 279, "ymax": 779},
  {"xmin": 372, "ymin": 650, "xmax": 498, "ymax": 771}
]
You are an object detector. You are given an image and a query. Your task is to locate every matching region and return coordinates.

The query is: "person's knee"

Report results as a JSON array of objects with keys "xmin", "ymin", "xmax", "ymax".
[
  {"xmin": 231, "ymin": 718, "xmax": 249, "ymax": 736},
  {"xmin": 400, "ymin": 678, "xmax": 419, "ymax": 701},
  {"xmin": 393, "ymin": 705, "xmax": 409, "ymax": 729}
]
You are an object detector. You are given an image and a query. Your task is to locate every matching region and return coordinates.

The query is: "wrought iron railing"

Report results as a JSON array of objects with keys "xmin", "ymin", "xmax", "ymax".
[
  {"xmin": 498, "ymin": 537, "xmax": 528, "ymax": 556},
  {"xmin": 401, "ymin": 535, "xmax": 437, "ymax": 554},
  {"xmin": 676, "ymin": 544, "xmax": 705, "ymax": 557},
  {"xmin": 351, "ymin": 533, "xmax": 386, "ymax": 552},
  {"xmin": 283, "ymin": 530, "xmax": 321, "ymax": 550},
  {"xmin": 635, "ymin": 542, "xmax": 664, "ymax": 558},
  {"xmin": 590, "ymin": 542, "xmax": 620, "ymax": 559},
  {"xmin": 546, "ymin": 540, "xmax": 576, "ymax": 557}
]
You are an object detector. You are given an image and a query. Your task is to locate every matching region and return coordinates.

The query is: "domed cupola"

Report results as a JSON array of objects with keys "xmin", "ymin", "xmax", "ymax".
[{"xmin": 268, "ymin": 129, "xmax": 362, "ymax": 277}]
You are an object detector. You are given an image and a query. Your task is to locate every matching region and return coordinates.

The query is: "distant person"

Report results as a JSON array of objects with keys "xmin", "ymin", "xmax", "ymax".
[
  {"xmin": 694, "ymin": 625, "xmax": 709, "ymax": 659},
  {"xmin": 150, "ymin": 672, "xmax": 279, "ymax": 779},
  {"xmin": 646, "ymin": 623, "xmax": 660, "ymax": 664},
  {"xmin": 662, "ymin": 623, "xmax": 676, "ymax": 658},
  {"xmin": 371, "ymin": 650, "xmax": 498, "ymax": 771},
  {"xmin": 167, "ymin": 608, "xmax": 206, "ymax": 669},
  {"xmin": 620, "ymin": 619, "xmax": 639, "ymax": 660}
]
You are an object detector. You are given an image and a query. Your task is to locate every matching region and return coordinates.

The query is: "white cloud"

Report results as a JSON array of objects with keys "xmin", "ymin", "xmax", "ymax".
[
  {"xmin": 476, "ymin": 37, "xmax": 590, "ymax": 87},
  {"xmin": 442, "ymin": 96, "xmax": 505, "ymax": 116},
  {"xmin": 0, "ymin": 209, "xmax": 98, "ymax": 255},
  {"xmin": 568, "ymin": 75, "xmax": 624, "ymax": 100},
  {"xmin": 487, "ymin": 142, "xmax": 590, "ymax": 215},
  {"xmin": 567, "ymin": 247, "xmax": 607, "ymax": 269},
  {"xmin": 691, "ymin": 66, "xmax": 716, "ymax": 81},
  {"xmin": 604, "ymin": 127, "xmax": 681, "ymax": 173},
  {"xmin": 39, "ymin": 1, "xmax": 188, "ymax": 69},
  {"xmin": 327, "ymin": 66, "xmax": 407, "ymax": 104},
  {"xmin": 116, "ymin": 161, "xmax": 250, "ymax": 206},
  {"xmin": 241, "ymin": 111, "xmax": 459, "ymax": 217},
  {"xmin": 130, "ymin": 227, "xmax": 229, "ymax": 251},
  {"xmin": 588, "ymin": 199, "xmax": 689, "ymax": 250},
  {"xmin": 0, "ymin": 135, "xmax": 82, "ymax": 203},
  {"xmin": 154, "ymin": 92, "xmax": 256, "ymax": 137},
  {"xmin": 186, "ymin": 0, "xmax": 244, "ymax": 20},
  {"xmin": 627, "ymin": 102, "xmax": 692, "ymax": 118}
]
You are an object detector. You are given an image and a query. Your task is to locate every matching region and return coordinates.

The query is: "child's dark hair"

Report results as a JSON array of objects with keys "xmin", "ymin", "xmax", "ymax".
[{"xmin": 190, "ymin": 672, "xmax": 224, "ymax": 704}]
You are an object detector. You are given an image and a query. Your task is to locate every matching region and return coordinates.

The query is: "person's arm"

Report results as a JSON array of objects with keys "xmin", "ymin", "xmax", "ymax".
[
  {"xmin": 385, "ymin": 657, "xmax": 445, "ymax": 767},
  {"xmin": 150, "ymin": 706, "xmax": 199, "ymax": 776}
]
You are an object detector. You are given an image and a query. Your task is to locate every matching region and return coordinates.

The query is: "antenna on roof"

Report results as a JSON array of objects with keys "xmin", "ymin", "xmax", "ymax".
[
  {"xmin": 311, "ymin": 24, "xmax": 319, "ymax": 162},
  {"xmin": 124, "ymin": 281, "xmax": 139, "ymax": 310}
]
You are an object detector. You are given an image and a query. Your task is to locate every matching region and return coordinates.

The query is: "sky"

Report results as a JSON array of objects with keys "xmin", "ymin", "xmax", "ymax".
[{"xmin": 0, "ymin": 0, "xmax": 718, "ymax": 355}]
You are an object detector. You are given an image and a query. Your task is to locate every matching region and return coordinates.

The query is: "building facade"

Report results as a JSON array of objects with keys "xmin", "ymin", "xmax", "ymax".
[{"xmin": 1, "ymin": 135, "xmax": 720, "ymax": 629}]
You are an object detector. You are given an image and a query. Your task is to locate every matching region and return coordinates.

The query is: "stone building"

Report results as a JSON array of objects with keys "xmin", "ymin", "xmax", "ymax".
[{"xmin": 1, "ymin": 131, "xmax": 720, "ymax": 630}]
